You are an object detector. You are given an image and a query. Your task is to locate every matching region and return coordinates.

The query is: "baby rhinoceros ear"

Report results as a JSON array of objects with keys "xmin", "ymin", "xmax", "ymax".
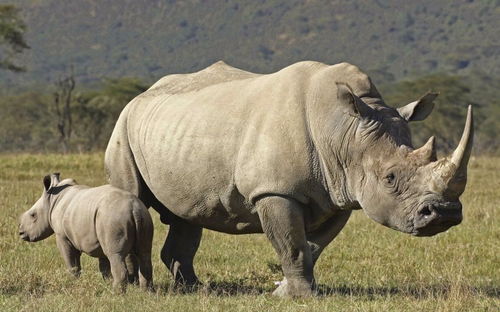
[{"xmin": 43, "ymin": 173, "xmax": 61, "ymax": 192}]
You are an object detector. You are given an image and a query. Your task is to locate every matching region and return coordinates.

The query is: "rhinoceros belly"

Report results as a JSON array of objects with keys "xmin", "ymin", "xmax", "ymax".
[
  {"xmin": 129, "ymin": 90, "xmax": 263, "ymax": 234},
  {"xmin": 63, "ymin": 197, "xmax": 104, "ymax": 257}
]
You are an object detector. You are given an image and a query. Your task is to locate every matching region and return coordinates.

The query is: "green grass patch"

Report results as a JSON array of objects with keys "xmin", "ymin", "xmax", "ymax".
[{"xmin": 0, "ymin": 154, "xmax": 498, "ymax": 311}]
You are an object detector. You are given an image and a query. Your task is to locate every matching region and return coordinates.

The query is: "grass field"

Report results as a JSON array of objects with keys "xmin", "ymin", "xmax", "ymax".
[{"xmin": 0, "ymin": 154, "xmax": 498, "ymax": 311}]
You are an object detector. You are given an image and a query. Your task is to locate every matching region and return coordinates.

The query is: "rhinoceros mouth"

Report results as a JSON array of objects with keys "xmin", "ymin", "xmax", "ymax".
[
  {"xmin": 411, "ymin": 202, "xmax": 462, "ymax": 236},
  {"xmin": 412, "ymin": 222, "xmax": 460, "ymax": 237},
  {"xmin": 19, "ymin": 231, "xmax": 30, "ymax": 242}
]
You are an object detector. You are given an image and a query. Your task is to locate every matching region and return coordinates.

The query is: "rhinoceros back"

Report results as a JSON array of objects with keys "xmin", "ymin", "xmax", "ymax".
[{"xmin": 106, "ymin": 61, "xmax": 377, "ymax": 233}]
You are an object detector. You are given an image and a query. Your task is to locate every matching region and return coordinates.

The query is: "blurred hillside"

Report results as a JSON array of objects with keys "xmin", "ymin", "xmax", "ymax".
[
  {"xmin": 2, "ymin": 0, "xmax": 499, "ymax": 88},
  {"xmin": 0, "ymin": 0, "xmax": 499, "ymax": 154}
]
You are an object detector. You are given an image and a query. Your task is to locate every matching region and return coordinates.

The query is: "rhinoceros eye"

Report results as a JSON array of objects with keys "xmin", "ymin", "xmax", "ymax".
[{"xmin": 384, "ymin": 173, "xmax": 396, "ymax": 186}]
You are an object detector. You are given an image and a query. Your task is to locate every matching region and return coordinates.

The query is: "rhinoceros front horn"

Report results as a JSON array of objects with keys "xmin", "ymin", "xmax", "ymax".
[{"xmin": 445, "ymin": 105, "xmax": 474, "ymax": 197}]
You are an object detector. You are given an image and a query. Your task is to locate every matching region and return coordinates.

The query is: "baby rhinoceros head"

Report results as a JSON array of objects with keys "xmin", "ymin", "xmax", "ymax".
[{"xmin": 19, "ymin": 173, "xmax": 63, "ymax": 242}]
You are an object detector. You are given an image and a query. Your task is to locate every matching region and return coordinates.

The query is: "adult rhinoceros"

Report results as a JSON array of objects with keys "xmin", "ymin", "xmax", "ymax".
[{"xmin": 105, "ymin": 61, "xmax": 473, "ymax": 296}]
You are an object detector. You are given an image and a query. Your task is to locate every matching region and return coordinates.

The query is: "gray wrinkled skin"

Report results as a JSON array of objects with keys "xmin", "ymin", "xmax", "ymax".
[
  {"xmin": 105, "ymin": 61, "xmax": 473, "ymax": 296},
  {"xmin": 19, "ymin": 174, "xmax": 154, "ymax": 292}
]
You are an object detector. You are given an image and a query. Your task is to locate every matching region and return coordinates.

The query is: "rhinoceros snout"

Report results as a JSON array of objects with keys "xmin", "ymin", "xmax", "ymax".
[
  {"xmin": 18, "ymin": 223, "xmax": 29, "ymax": 241},
  {"xmin": 413, "ymin": 202, "xmax": 462, "ymax": 236},
  {"xmin": 19, "ymin": 230, "xmax": 29, "ymax": 241}
]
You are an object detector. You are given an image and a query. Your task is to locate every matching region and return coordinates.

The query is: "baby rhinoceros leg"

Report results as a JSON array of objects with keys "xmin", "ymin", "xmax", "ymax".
[
  {"xmin": 99, "ymin": 233, "xmax": 132, "ymax": 292},
  {"xmin": 136, "ymin": 244, "xmax": 153, "ymax": 291},
  {"xmin": 56, "ymin": 235, "xmax": 82, "ymax": 277},
  {"xmin": 97, "ymin": 213, "xmax": 135, "ymax": 293},
  {"xmin": 134, "ymin": 208, "xmax": 154, "ymax": 291},
  {"xmin": 107, "ymin": 253, "xmax": 128, "ymax": 293},
  {"xmin": 97, "ymin": 195, "xmax": 154, "ymax": 293}
]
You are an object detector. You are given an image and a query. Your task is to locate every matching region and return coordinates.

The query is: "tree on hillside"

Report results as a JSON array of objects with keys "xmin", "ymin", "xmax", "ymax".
[
  {"xmin": 0, "ymin": 76, "xmax": 147, "ymax": 152},
  {"xmin": 72, "ymin": 77, "xmax": 148, "ymax": 151},
  {"xmin": 0, "ymin": 4, "xmax": 29, "ymax": 72},
  {"xmin": 52, "ymin": 70, "xmax": 76, "ymax": 153}
]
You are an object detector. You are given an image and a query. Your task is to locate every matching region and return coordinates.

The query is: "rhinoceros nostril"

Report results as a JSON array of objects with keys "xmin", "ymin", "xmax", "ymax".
[{"xmin": 419, "ymin": 205, "xmax": 433, "ymax": 217}]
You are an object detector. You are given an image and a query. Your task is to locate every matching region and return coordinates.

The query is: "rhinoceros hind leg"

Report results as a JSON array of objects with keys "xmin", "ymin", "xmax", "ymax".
[
  {"xmin": 99, "ymin": 257, "xmax": 111, "ymax": 279},
  {"xmin": 125, "ymin": 254, "xmax": 139, "ymax": 284},
  {"xmin": 256, "ymin": 196, "xmax": 314, "ymax": 297},
  {"xmin": 160, "ymin": 216, "xmax": 202, "ymax": 287},
  {"xmin": 137, "ymin": 251, "xmax": 154, "ymax": 291},
  {"xmin": 108, "ymin": 253, "xmax": 128, "ymax": 293}
]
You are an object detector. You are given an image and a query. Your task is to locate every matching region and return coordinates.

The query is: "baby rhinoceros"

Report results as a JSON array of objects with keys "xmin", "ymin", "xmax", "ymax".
[{"xmin": 19, "ymin": 173, "xmax": 154, "ymax": 292}]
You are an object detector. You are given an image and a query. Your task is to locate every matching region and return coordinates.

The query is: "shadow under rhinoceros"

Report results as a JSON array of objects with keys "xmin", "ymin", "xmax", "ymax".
[
  {"xmin": 154, "ymin": 280, "xmax": 499, "ymax": 299},
  {"xmin": 156, "ymin": 280, "xmax": 267, "ymax": 296},
  {"xmin": 315, "ymin": 284, "xmax": 500, "ymax": 299}
]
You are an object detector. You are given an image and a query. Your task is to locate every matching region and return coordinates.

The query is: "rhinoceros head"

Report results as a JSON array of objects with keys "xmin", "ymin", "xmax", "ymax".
[
  {"xmin": 335, "ymin": 84, "xmax": 473, "ymax": 236},
  {"xmin": 19, "ymin": 174, "xmax": 61, "ymax": 242}
]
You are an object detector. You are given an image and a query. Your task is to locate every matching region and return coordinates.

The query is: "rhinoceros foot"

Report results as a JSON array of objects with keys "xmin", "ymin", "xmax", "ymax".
[
  {"xmin": 171, "ymin": 278, "xmax": 203, "ymax": 294},
  {"xmin": 272, "ymin": 278, "xmax": 314, "ymax": 297}
]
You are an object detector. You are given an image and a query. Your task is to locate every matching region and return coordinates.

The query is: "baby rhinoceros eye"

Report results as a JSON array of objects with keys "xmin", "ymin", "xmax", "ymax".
[{"xmin": 384, "ymin": 173, "xmax": 396, "ymax": 186}]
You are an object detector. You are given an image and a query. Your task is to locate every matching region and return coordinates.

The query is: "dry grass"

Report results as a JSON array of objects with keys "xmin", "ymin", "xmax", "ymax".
[{"xmin": 0, "ymin": 154, "xmax": 498, "ymax": 311}]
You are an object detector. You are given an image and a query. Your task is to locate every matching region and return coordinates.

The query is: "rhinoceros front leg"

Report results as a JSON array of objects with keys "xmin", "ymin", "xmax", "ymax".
[
  {"xmin": 256, "ymin": 196, "xmax": 314, "ymax": 297},
  {"xmin": 56, "ymin": 235, "xmax": 82, "ymax": 277},
  {"xmin": 273, "ymin": 210, "xmax": 352, "ymax": 290},
  {"xmin": 99, "ymin": 257, "xmax": 111, "ymax": 279},
  {"xmin": 160, "ymin": 216, "xmax": 202, "ymax": 287},
  {"xmin": 307, "ymin": 210, "xmax": 352, "ymax": 266}
]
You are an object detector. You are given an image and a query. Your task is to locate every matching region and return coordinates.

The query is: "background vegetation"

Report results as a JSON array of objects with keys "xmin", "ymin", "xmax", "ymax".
[
  {"xmin": 0, "ymin": 0, "xmax": 499, "ymax": 154},
  {"xmin": 0, "ymin": 154, "xmax": 498, "ymax": 311},
  {"xmin": 2, "ymin": 0, "xmax": 499, "ymax": 86},
  {"xmin": 0, "ymin": 1, "xmax": 498, "ymax": 311},
  {"xmin": 0, "ymin": 4, "xmax": 28, "ymax": 72}
]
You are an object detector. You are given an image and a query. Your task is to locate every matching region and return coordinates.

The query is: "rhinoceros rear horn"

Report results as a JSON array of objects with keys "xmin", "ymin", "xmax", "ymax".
[
  {"xmin": 410, "ymin": 136, "xmax": 437, "ymax": 164},
  {"xmin": 444, "ymin": 105, "xmax": 474, "ymax": 197}
]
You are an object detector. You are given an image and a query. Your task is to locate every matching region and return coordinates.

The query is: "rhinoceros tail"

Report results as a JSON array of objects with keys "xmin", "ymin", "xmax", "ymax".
[
  {"xmin": 132, "ymin": 201, "xmax": 154, "ymax": 289},
  {"xmin": 132, "ymin": 201, "xmax": 154, "ymax": 255}
]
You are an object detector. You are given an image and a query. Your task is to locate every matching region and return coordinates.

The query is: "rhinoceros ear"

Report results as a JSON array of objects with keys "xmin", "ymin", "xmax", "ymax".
[
  {"xmin": 43, "ymin": 173, "xmax": 61, "ymax": 192},
  {"xmin": 336, "ymin": 82, "xmax": 372, "ymax": 118},
  {"xmin": 43, "ymin": 175, "xmax": 52, "ymax": 191},
  {"xmin": 52, "ymin": 173, "xmax": 61, "ymax": 184},
  {"xmin": 397, "ymin": 92, "xmax": 438, "ymax": 122}
]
